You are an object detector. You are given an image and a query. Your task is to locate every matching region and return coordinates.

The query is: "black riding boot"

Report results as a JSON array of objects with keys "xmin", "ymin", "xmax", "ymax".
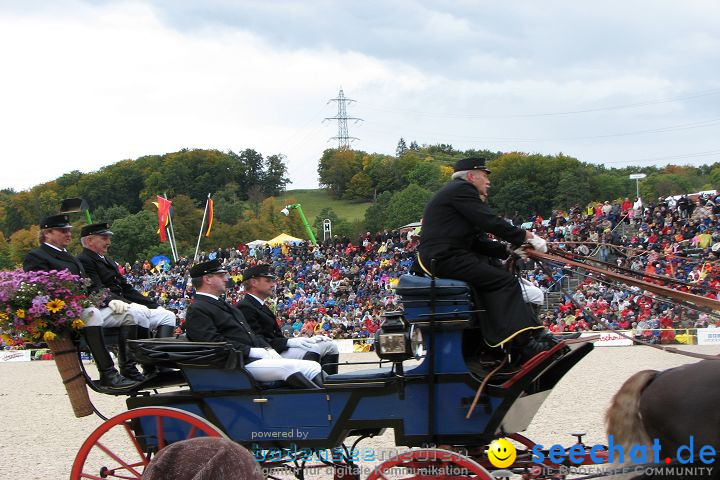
[
  {"xmin": 155, "ymin": 325, "xmax": 176, "ymax": 338},
  {"xmin": 83, "ymin": 326, "xmax": 136, "ymax": 389},
  {"xmin": 321, "ymin": 353, "xmax": 339, "ymax": 375},
  {"xmin": 312, "ymin": 372, "xmax": 326, "ymax": 388},
  {"xmin": 118, "ymin": 325, "xmax": 145, "ymax": 382},
  {"xmin": 285, "ymin": 372, "xmax": 321, "ymax": 389},
  {"xmin": 137, "ymin": 326, "xmax": 159, "ymax": 377},
  {"xmin": 302, "ymin": 351, "xmax": 321, "ymax": 362}
]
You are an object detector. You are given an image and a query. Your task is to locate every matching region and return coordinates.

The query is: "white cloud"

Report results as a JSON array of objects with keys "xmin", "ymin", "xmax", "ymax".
[{"xmin": 1, "ymin": 0, "xmax": 720, "ymax": 192}]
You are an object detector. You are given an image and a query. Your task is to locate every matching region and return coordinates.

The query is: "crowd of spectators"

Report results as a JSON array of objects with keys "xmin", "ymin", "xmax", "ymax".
[
  {"xmin": 514, "ymin": 193, "xmax": 720, "ymax": 341},
  {"xmin": 120, "ymin": 230, "xmax": 414, "ymax": 340}
]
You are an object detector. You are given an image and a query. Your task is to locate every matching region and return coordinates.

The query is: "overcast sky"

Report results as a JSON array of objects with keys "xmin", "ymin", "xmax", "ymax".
[{"xmin": 2, "ymin": 0, "xmax": 719, "ymax": 192}]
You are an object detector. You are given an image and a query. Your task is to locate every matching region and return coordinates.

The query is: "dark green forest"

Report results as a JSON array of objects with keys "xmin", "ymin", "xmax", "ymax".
[{"xmin": 1, "ymin": 141, "xmax": 718, "ymax": 268}]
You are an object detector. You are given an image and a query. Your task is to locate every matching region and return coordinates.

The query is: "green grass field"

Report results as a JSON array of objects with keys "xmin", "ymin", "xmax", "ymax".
[{"xmin": 275, "ymin": 189, "xmax": 372, "ymax": 222}]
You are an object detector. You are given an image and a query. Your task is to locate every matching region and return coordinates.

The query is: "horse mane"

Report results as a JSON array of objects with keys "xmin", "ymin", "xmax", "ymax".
[{"xmin": 605, "ymin": 369, "xmax": 657, "ymax": 447}]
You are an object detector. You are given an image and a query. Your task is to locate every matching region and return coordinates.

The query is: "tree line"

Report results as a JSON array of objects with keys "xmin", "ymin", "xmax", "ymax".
[
  {"xmin": 1, "ymin": 141, "xmax": 718, "ymax": 269},
  {"xmin": 0, "ymin": 148, "xmax": 295, "ymax": 267}
]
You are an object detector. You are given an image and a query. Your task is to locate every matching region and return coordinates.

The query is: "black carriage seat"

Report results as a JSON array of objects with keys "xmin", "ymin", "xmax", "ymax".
[
  {"xmin": 395, "ymin": 274, "xmax": 487, "ymax": 326},
  {"xmin": 395, "ymin": 274, "xmax": 500, "ymax": 367},
  {"xmin": 128, "ymin": 338, "xmax": 289, "ymax": 390},
  {"xmin": 324, "ymin": 366, "xmax": 394, "ymax": 384}
]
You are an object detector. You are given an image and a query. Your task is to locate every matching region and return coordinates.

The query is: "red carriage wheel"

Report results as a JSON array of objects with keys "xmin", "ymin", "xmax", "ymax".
[
  {"xmin": 71, "ymin": 407, "xmax": 227, "ymax": 480},
  {"xmin": 366, "ymin": 448, "xmax": 492, "ymax": 480}
]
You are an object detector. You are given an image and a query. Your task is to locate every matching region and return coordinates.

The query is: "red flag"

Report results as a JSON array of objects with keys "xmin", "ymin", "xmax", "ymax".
[
  {"xmin": 205, "ymin": 197, "xmax": 214, "ymax": 237},
  {"xmin": 155, "ymin": 196, "xmax": 172, "ymax": 242}
]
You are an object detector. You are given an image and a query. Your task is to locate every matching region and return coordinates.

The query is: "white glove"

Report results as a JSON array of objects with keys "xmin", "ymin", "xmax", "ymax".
[
  {"xmin": 527, "ymin": 235, "xmax": 548, "ymax": 253},
  {"xmin": 108, "ymin": 300, "xmax": 129, "ymax": 315},
  {"xmin": 506, "ymin": 244, "xmax": 529, "ymax": 260},
  {"xmin": 130, "ymin": 303, "xmax": 150, "ymax": 313},
  {"xmin": 249, "ymin": 348, "xmax": 281, "ymax": 359},
  {"xmin": 287, "ymin": 338, "xmax": 315, "ymax": 350}
]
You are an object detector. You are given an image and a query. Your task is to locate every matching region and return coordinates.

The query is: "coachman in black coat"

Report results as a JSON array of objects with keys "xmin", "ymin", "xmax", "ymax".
[
  {"xmin": 23, "ymin": 243, "xmax": 87, "ymax": 276},
  {"xmin": 77, "ymin": 248, "xmax": 158, "ymax": 308},
  {"xmin": 22, "ymin": 216, "xmax": 136, "ymax": 389},
  {"xmin": 415, "ymin": 158, "xmax": 546, "ymax": 349},
  {"xmin": 237, "ymin": 295, "xmax": 289, "ymax": 353}
]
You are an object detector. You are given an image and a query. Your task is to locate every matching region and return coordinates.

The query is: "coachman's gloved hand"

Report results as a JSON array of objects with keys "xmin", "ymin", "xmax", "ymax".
[
  {"xmin": 506, "ymin": 244, "xmax": 529, "ymax": 260},
  {"xmin": 108, "ymin": 300, "xmax": 129, "ymax": 315},
  {"xmin": 287, "ymin": 338, "xmax": 315, "ymax": 350},
  {"xmin": 527, "ymin": 235, "xmax": 548, "ymax": 253}
]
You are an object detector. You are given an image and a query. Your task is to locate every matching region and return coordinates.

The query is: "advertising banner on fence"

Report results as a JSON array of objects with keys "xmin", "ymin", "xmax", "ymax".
[
  {"xmin": 697, "ymin": 328, "xmax": 720, "ymax": 345},
  {"xmin": 335, "ymin": 339, "xmax": 355, "ymax": 354},
  {"xmin": 0, "ymin": 350, "xmax": 32, "ymax": 362},
  {"xmin": 581, "ymin": 331, "xmax": 634, "ymax": 347}
]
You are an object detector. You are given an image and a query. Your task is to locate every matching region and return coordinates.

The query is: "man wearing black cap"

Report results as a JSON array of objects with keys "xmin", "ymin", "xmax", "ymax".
[
  {"xmin": 238, "ymin": 264, "xmax": 340, "ymax": 375},
  {"xmin": 185, "ymin": 259, "xmax": 323, "ymax": 389},
  {"xmin": 78, "ymin": 223, "xmax": 177, "ymax": 381},
  {"xmin": 23, "ymin": 215, "xmax": 137, "ymax": 389},
  {"xmin": 415, "ymin": 156, "xmax": 559, "ymax": 363}
]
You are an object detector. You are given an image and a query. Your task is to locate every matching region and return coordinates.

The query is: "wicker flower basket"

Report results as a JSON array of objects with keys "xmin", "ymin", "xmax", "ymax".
[{"xmin": 46, "ymin": 333, "xmax": 94, "ymax": 418}]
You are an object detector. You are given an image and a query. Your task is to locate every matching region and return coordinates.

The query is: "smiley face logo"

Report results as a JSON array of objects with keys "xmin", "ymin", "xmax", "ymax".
[{"xmin": 487, "ymin": 438, "xmax": 516, "ymax": 468}]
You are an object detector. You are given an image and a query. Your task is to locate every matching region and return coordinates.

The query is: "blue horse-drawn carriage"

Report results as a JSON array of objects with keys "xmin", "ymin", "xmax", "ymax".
[{"xmin": 71, "ymin": 274, "xmax": 596, "ymax": 480}]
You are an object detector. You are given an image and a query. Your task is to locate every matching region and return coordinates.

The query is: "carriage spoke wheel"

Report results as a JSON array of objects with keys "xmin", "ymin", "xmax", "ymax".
[
  {"xmin": 366, "ymin": 448, "xmax": 492, "ymax": 480},
  {"xmin": 71, "ymin": 407, "xmax": 226, "ymax": 480}
]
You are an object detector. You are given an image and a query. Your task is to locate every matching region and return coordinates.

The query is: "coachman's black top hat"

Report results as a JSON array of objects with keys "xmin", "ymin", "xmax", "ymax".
[
  {"xmin": 40, "ymin": 214, "xmax": 72, "ymax": 229},
  {"xmin": 242, "ymin": 264, "xmax": 277, "ymax": 281},
  {"xmin": 80, "ymin": 223, "xmax": 113, "ymax": 237},
  {"xmin": 453, "ymin": 157, "xmax": 492, "ymax": 173},
  {"xmin": 189, "ymin": 259, "xmax": 229, "ymax": 278}
]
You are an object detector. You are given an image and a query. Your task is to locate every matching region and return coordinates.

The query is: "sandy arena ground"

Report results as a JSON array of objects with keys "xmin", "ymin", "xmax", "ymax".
[{"xmin": 2, "ymin": 345, "xmax": 718, "ymax": 479}]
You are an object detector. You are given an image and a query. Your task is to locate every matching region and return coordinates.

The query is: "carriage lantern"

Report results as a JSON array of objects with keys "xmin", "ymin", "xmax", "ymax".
[{"xmin": 374, "ymin": 311, "xmax": 424, "ymax": 362}]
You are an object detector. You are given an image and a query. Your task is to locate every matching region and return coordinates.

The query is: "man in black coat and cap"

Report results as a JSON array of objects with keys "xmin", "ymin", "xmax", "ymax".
[
  {"xmin": 78, "ymin": 223, "xmax": 178, "ymax": 380},
  {"xmin": 23, "ymin": 215, "xmax": 136, "ymax": 389},
  {"xmin": 238, "ymin": 264, "xmax": 340, "ymax": 374},
  {"xmin": 414, "ymin": 156, "xmax": 560, "ymax": 363}
]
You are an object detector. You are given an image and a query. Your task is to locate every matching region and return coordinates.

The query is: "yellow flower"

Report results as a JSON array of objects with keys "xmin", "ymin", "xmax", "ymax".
[
  {"xmin": 46, "ymin": 298, "xmax": 66, "ymax": 313},
  {"xmin": 36, "ymin": 320, "xmax": 48, "ymax": 328},
  {"xmin": 43, "ymin": 331, "xmax": 57, "ymax": 341},
  {"xmin": 15, "ymin": 309, "xmax": 25, "ymax": 319},
  {"xmin": 0, "ymin": 312, "xmax": 8, "ymax": 320},
  {"xmin": 1, "ymin": 334, "xmax": 12, "ymax": 345},
  {"xmin": 71, "ymin": 319, "xmax": 85, "ymax": 329}
]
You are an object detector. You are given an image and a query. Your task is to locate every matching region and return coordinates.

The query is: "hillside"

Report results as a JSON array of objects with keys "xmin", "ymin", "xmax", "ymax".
[{"xmin": 275, "ymin": 189, "xmax": 372, "ymax": 222}]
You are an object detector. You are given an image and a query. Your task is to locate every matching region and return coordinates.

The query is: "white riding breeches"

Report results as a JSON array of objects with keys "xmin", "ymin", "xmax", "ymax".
[
  {"xmin": 244, "ymin": 358, "xmax": 321, "ymax": 382},
  {"xmin": 127, "ymin": 304, "xmax": 176, "ymax": 330},
  {"xmin": 81, "ymin": 307, "xmax": 136, "ymax": 328},
  {"xmin": 281, "ymin": 341, "xmax": 339, "ymax": 360}
]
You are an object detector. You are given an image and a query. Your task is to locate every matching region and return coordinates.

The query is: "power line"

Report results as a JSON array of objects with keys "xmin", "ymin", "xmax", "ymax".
[
  {"xmin": 602, "ymin": 149, "xmax": 720, "ymax": 165},
  {"xmin": 362, "ymin": 88, "xmax": 720, "ymax": 119},
  {"xmin": 323, "ymin": 87, "xmax": 362, "ymax": 149},
  {"xmin": 361, "ymin": 116, "xmax": 720, "ymax": 143}
]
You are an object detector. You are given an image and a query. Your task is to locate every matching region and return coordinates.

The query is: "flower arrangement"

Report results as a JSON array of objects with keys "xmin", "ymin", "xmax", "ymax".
[
  {"xmin": 0, "ymin": 268, "xmax": 105, "ymax": 417},
  {"xmin": 0, "ymin": 268, "xmax": 96, "ymax": 345}
]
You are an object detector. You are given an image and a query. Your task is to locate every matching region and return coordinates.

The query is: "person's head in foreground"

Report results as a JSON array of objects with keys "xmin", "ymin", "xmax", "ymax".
[{"xmin": 142, "ymin": 437, "xmax": 264, "ymax": 480}]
